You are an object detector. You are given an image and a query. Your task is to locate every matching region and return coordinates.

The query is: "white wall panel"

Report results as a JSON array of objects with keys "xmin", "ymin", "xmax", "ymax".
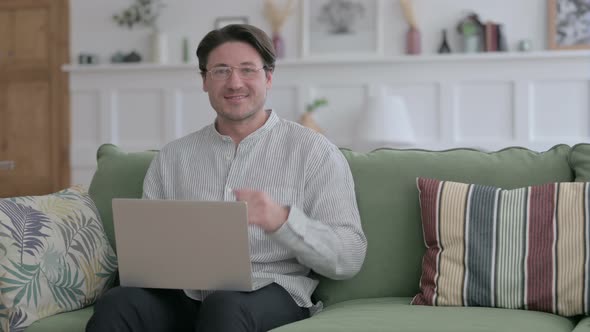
[
  {"xmin": 71, "ymin": 91, "xmax": 100, "ymax": 144},
  {"xmin": 72, "ymin": 169, "xmax": 96, "ymax": 187},
  {"xmin": 311, "ymin": 86, "xmax": 366, "ymax": 149},
  {"xmin": 383, "ymin": 83, "xmax": 440, "ymax": 141},
  {"xmin": 532, "ymin": 81, "xmax": 590, "ymax": 141},
  {"xmin": 455, "ymin": 82, "xmax": 514, "ymax": 142},
  {"xmin": 66, "ymin": 51, "xmax": 590, "ymax": 185},
  {"xmin": 266, "ymin": 86, "xmax": 299, "ymax": 122},
  {"xmin": 178, "ymin": 89, "xmax": 216, "ymax": 136},
  {"xmin": 70, "ymin": 91, "xmax": 101, "ymax": 186},
  {"xmin": 116, "ymin": 90, "xmax": 165, "ymax": 149}
]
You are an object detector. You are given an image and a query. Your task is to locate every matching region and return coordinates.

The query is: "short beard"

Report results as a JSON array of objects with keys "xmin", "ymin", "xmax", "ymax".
[{"xmin": 216, "ymin": 106, "xmax": 261, "ymax": 122}]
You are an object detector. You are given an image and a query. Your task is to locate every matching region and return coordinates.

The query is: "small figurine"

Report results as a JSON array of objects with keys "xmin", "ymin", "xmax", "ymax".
[
  {"xmin": 123, "ymin": 51, "xmax": 142, "ymax": 63},
  {"xmin": 438, "ymin": 29, "xmax": 451, "ymax": 54}
]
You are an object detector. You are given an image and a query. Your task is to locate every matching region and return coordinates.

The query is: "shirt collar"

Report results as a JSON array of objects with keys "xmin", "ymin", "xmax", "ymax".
[{"xmin": 208, "ymin": 109, "xmax": 280, "ymax": 143}]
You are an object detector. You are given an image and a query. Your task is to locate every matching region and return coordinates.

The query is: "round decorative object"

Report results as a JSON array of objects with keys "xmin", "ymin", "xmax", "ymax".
[{"xmin": 518, "ymin": 39, "xmax": 532, "ymax": 52}]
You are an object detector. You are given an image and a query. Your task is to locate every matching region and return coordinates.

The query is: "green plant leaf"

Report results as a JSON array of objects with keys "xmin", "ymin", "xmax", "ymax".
[
  {"xmin": 1, "ymin": 261, "xmax": 36, "ymax": 282},
  {"xmin": 306, "ymin": 98, "xmax": 328, "ymax": 113},
  {"xmin": 47, "ymin": 262, "xmax": 84, "ymax": 310},
  {"xmin": 0, "ymin": 286, "xmax": 21, "ymax": 293},
  {"xmin": 97, "ymin": 251, "xmax": 118, "ymax": 287},
  {"xmin": 0, "ymin": 260, "xmax": 42, "ymax": 307},
  {"xmin": 56, "ymin": 211, "xmax": 102, "ymax": 267},
  {"xmin": 0, "ymin": 276, "xmax": 24, "ymax": 286}
]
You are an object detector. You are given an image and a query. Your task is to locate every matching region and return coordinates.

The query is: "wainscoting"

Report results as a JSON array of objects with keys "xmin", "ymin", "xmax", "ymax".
[{"xmin": 65, "ymin": 50, "xmax": 590, "ymax": 185}]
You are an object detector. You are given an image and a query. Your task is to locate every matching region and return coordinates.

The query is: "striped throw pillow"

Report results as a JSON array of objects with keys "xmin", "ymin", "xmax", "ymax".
[{"xmin": 411, "ymin": 178, "xmax": 589, "ymax": 317}]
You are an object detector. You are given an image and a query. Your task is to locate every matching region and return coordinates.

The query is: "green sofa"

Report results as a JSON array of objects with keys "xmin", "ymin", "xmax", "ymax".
[{"xmin": 25, "ymin": 143, "xmax": 590, "ymax": 332}]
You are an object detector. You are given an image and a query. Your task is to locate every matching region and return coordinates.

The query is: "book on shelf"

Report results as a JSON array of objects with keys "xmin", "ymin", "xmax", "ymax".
[{"xmin": 484, "ymin": 21, "xmax": 507, "ymax": 52}]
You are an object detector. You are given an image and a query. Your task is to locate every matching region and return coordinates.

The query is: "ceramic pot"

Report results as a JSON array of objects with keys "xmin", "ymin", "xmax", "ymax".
[
  {"xmin": 406, "ymin": 27, "xmax": 421, "ymax": 55},
  {"xmin": 272, "ymin": 32, "xmax": 285, "ymax": 58},
  {"xmin": 151, "ymin": 31, "xmax": 168, "ymax": 64},
  {"xmin": 299, "ymin": 112, "xmax": 322, "ymax": 133}
]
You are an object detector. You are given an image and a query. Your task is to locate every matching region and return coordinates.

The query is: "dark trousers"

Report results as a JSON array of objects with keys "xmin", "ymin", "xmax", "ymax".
[{"xmin": 86, "ymin": 283, "xmax": 309, "ymax": 332}]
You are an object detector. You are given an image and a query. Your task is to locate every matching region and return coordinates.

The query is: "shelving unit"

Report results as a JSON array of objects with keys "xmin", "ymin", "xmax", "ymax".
[{"xmin": 63, "ymin": 50, "xmax": 590, "ymax": 72}]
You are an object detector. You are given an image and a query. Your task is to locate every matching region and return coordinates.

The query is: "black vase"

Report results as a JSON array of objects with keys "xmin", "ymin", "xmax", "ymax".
[{"xmin": 438, "ymin": 29, "xmax": 452, "ymax": 54}]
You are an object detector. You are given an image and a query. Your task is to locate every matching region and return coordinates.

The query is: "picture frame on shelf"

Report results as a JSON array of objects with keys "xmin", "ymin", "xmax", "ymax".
[
  {"xmin": 301, "ymin": 0, "xmax": 384, "ymax": 58},
  {"xmin": 547, "ymin": 0, "xmax": 590, "ymax": 50},
  {"xmin": 214, "ymin": 16, "xmax": 249, "ymax": 29}
]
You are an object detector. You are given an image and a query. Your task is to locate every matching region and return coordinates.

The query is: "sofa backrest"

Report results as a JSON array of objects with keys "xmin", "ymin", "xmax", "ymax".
[
  {"xmin": 570, "ymin": 143, "xmax": 590, "ymax": 181},
  {"xmin": 88, "ymin": 143, "xmax": 574, "ymax": 307},
  {"xmin": 312, "ymin": 145, "xmax": 574, "ymax": 306},
  {"xmin": 89, "ymin": 144, "xmax": 157, "ymax": 251}
]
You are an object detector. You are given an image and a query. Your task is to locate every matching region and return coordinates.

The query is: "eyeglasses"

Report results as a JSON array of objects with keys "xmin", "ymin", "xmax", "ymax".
[{"xmin": 206, "ymin": 65, "xmax": 266, "ymax": 81}]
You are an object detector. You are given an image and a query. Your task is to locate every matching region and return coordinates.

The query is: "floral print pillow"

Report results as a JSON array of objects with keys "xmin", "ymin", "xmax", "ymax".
[{"xmin": 0, "ymin": 186, "xmax": 117, "ymax": 331}]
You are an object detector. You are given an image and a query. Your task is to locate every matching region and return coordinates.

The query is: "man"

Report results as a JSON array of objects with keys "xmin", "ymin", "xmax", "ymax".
[{"xmin": 86, "ymin": 24, "xmax": 367, "ymax": 332}]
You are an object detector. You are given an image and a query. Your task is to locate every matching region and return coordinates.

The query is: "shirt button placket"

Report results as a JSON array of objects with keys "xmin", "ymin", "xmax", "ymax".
[{"xmin": 224, "ymin": 144, "xmax": 235, "ymax": 201}]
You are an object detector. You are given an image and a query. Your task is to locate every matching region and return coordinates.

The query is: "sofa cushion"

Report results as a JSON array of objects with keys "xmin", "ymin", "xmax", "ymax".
[
  {"xmin": 24, "ymin": 306, "xmax": 93, "ymax": 332},
  {"xmin": 0, "ymin": 186, "xmax": 116, "ymax": 331},
  {"xmin": 570, "ymin": 143, "xmax": 590, "ymax": 182},
  {"xmin": 89, "ymin": 144, "xmax": 157, "ymax": 251},
  {"xmin": 574, "ymin": 316, "xmax": 590, "ymax": 332},
  {"xmin": 272, "ymin": 297, "xmax": 577, "ymax": 332},
  {"xmin": 312, "ymin": 145, "xmax": 573, "ymax": 306},
  {"xmin": 412, "ymin": 178, "xmax": 589, "ymax": 316},
  {"xmin": 0, "ymin": 302, "xmax": 7, "ymax": 332}
]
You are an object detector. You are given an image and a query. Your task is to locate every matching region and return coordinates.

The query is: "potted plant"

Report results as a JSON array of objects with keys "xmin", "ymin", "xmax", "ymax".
[
  {"xmin": 113, "ymin": 0, "xmax": 167, "ymax": 63},
  {"xmin": 300, "ymin": 98, "xmax": 328, "ymax": 133}
]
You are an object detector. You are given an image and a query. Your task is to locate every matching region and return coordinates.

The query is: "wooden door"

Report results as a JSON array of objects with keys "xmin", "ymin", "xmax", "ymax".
[{"xmin": 0, "ymin": 0, "xmax": 69, "ymax": 197}]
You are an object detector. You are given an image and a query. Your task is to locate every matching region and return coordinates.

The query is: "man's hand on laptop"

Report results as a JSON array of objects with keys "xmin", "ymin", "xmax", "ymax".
[{"xmin": 233, "ymin": 189, "xmax": 289, "ymax": 233}]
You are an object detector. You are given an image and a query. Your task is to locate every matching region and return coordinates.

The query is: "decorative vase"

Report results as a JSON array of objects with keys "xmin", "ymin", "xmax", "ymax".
[
  {"xmin": 406, "ymin": 26, "xmax": 421, "ymax": 55},
  {"xmin": 272, "ymin": 32, "xmax": 285, "ymax": 58},
  {"xmin": 463, "ymin": 35, "xmax": 479, "ymax": 53},
  {"xmin": 299, "ymin": 112, "xmax": 322, "ymax": 133},
  {"xmin": 182, "ymin": 37, "xmax": 190, "ymax": 63},
  {"xmin": 151, "ymin": 30, "xmax": 168, "ymax": 64}
]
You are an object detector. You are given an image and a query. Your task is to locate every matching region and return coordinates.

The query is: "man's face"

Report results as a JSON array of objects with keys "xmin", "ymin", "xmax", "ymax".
[{"xmin": 202, "ymin": 42, "xmax": 272, "ymax": 123}]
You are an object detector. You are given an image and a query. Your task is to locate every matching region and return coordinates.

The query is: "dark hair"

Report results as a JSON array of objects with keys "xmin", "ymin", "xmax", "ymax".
[{"xmin": 196, "ymin": 24, "xmax": 276, "ymax": 77}]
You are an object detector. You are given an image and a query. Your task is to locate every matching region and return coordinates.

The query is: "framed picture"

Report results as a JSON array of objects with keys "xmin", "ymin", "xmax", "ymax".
[
  {"xmin": 301, "ymin": 0, "xmax": 384, "ymax": 58},
  {"xmin": 548, "ymin": 0, "xmax": 590, "ymax": 50},
  {"xmin": 214, "ymin": 16, "xmax": 249, "ymax": 29}
]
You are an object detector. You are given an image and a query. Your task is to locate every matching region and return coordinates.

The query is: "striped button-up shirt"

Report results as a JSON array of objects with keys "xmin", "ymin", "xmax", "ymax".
[{"xmin": 142, "ymin": 110, "xmax": 367, "ymax": 312}]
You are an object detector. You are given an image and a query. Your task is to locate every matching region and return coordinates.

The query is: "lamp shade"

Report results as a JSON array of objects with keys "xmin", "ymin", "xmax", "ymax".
[{"xmin": 357, "ymin": 95, "xmax": 415, "ymax": 146}]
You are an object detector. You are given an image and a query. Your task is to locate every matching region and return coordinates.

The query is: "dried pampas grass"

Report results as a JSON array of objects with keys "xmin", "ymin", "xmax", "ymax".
[
  {"xmin": 263, "ymin": 0, "xmax": 296, "ymax": 33},
  {"xmin": 400, "ymin": 0, "xmax": 418, "ymax": 29}
]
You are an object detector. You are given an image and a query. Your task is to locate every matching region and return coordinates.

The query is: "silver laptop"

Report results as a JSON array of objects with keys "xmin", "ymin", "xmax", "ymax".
[{"xmin": 111, "ymin": 199, "xmax": 273, "ymax": 291}]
